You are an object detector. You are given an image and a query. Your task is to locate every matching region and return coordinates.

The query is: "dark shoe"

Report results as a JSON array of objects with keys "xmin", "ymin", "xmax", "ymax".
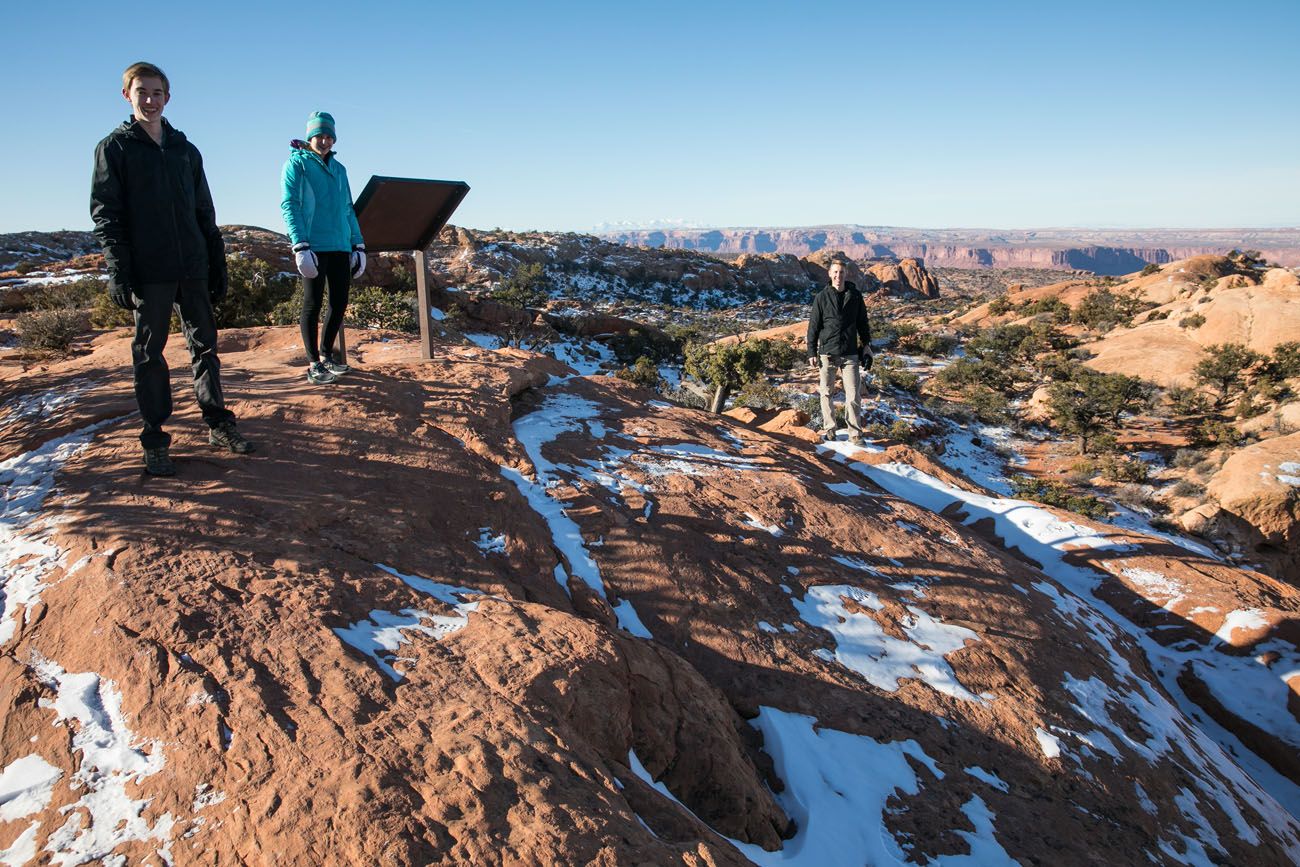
[
  {"xmin": 209, "ymin": 420, "xmax": 254, "ymax": 454},
  {"xmin": 848, "ymin": 433, "xmax": 865, "ymax": 446},
  {"xmin": 307, "ymin": 361, "xmax": 336, "ymax": 384},
  {"xmin": 143, "ymin": 446, "xmax": 176, "ymax": 476},
  {"xmin": 821, "ymin": 429, "xmax": 837, "ymax": 442},
  {"xmin": 323, "ymin": 354, "xmax": 350, "ymax": 376}
]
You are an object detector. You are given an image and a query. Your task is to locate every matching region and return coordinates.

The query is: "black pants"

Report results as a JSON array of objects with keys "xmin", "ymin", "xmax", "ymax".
[
  {"xmin": 300, "ymin": 251, "xmax": 351, "ymax": 362},
  {"xmin": 132, "ymin": 280, "xmax": 235, "ymax": 449}
]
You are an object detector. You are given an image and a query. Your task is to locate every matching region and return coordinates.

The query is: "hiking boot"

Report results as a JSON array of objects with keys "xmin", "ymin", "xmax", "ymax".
[
  {"xmin": 143, "ymin": 446, "xmax": 176, "ymax": 476},
  {"xmin": 307, "ymin": 361, "xmax": 336, "ymax": 384},
  {"xmin": 821, "ymin": 429, "xmax": 837, "ymax": 442},
  {"xmin": 848, "ymin": 432, "xmax": 865, "ymax": 447},
  {"xmin": 209, "ymin": 420, "xmax": 254, "ymax": 454},
  {"xmin": 322, "ymin": 354, "xmax": 350, "ymax": 376}
]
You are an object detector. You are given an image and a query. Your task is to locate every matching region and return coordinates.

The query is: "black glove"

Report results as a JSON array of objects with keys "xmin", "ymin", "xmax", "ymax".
[
  {"xmin": 108, "ymin": 283, "xmax": 136, "ymax": 311},
  {"xmin": 860, "ymin": 351, "xmax": 874, "ymax": 370},
  {"xmin": 209, "ymin": 264, "xmax": 228, "ymax": 304}
]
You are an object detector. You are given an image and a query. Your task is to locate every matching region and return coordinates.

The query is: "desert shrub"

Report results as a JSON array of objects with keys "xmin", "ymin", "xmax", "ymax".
[
  {"xmin": 1171, "ymin": 448, "xmax": 1203, "ymax": 469},
  {"xmin": 736, "ymin": 379, "xmax": 787, "ymax": 410},
  {"xmin": 1194, "ymin": 419, "xmax": 1241, "ymax": 448},
  {"xmin": 1193, "ymin": 343, "xmax": 1263, "ymax": 406},
  {"xmin": 1009, "ymin": 475, "xmax": 1109, "ymax": 518},
  {"xmin": 270, "ymin": 286, "xmax": 305, "ymax": 326},
  {"xmin": 1179, "ymin": 313, "xmax": 1206, "ymax": 329},
  {"xmin": 1165, "ymin": 386, "xmax": 1211, "ymax": 418},
  {"xmin": 27, "ymin": 276, "xmax": 106, "ymax": 311},
  {"xmin": 965, "ymin": 387, "xmax": 1011, "ymax": 424},
  {"xmin": 16, "ymin": 309, "xmax": 87, "ymax": 353},
  {"xmin": 215, "ymin": 256, "xmax": 298, "ymax": 328},
  {"xmin": 902, "ymin": 332, "xmax": 958, "ymax": 357},
  {"xmin": 492, "ymin": 262, "xmax": 549, "ymax": 310},
  {"xmin": 1268, "ymin": 342, "xmax": 1300, "ymax": 379},
  {"xmin": 1147, "ymin": 309, "xmax": 1170, "ymax": 321},
  {"xmin": 1022, "ymin": 297, "xmax": 1071, "ymax": 322},
  {"xmin": 888, "ymin": 419, "xmax": 917, "ymax": 443},
  {"xmin": 1071, "ymin": 289, "xmax": 1127, "ymax": 330},
  {"xmin": 346, "ymin": 286, "xmax": 417, "ymax": 332},
  {"xmin": 89, "ymin": 292, "xmax": 134, "ymax": 328},
  {"xmin": 1100, "ymin": 455, "xmax": 1149, "ymax": 483},
  {"xmin": 685, "ymin": 338, "xmax": 788, "ymax": 412},
  {"xmin": 874, "ymin": 358, "xmax": 920, "ymax": 393},
  {"xmin": 609, "ymin": 328, "xmax": 679, "ymax": 364},
  {"xmin": 615, "ymin": 356, "xmax": 663, "ymax": 389},
  {"xmin": 1169, "ymin": 479, "xmax": 1205, "ymax": 499},
  {"xmin": 13, "ymin": 261, "xmax": 38, "ymax": 275},
  {"xmin": 987, "ymin": 295, "xmax": 1015, "ymax": 316},
  {"xmin": 936, "ymin": 357, "xmax": 1013, "ymax": 394},
  {"xmin": 1140, "ymin": 263, "xmax": 1161, "ymax": 276},
  {"xmin": 760, "ymin": 339, "xmax": 803, "ymax": 371}
]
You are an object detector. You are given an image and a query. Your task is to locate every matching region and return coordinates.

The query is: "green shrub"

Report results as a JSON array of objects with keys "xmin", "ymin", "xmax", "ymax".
[
  {"xmin": 270, "ymin": 286, "xmax": 305, "ymax": 326},
  {"xmin": 987, "ymin": 295, "xmax": 1015, "ymax": 316},
  {"xmin": 965, "ymin": 387, "xmax": 1011, "ymax": 424},
  {"xmin": 1009, "ymin": 475, "xmax": 1109, "ymax": 518},
  {"xmin": 89, "ymin": 292, "xmax": 133, "ymax": 328},
  {"xmin": 902, "ymin": 332, "xmax": 958, "ymax": 357},
  {"xmin": 27, "ymin": 276, "xmax": 105, "ymax": 311},
  {"xmin": 736, "ymin": 379, "xmax": 788, "ymax": 410},
  {"xmin": 1268, "ymin": 342, "xmax": 1300, "ymax": 379},
  {"xmin": 346, "ymin": 286, "xmax": 418, "ymax": 332},
  {"xmin": 1193, "ymin": 343, "xmax": 1263, "ymax": 406},
  {"xmin": 214, "ymin": 256, "xmax": 298, "ymax": 328},
  {"xmin": 16, "ymin": 309, "xmax": 87, "ymax": 353},
  {"xmin": 1171, "ymin": 448, "xmax": 1203, "ymax": 469},
  {"xmin": 1100, "ymin": 455, "xmax": 1149, "ymax": 482},
  {"xmin": 1179, "ymin": 313, "xmax": 1206, "ymax": 329},
  {"xmin": 492, "ymin": 262, "xmax": 549, "ymax": 310},
  {"xmin": 1140, "ymin": 263, "xmax": 1161, "ymax": 276},
  {"xmin": 615, "ymin": 356, "xmax": 663, "ymax": 389},
  {"xmin": 874, "ymin": 358, "xmax": 920, "ymax": 393},
  {"xmin": 1165, "ymin": 386, "xmax": 1211, "ymax": 417},
  {"xmin": 1147, "ymin": 309, "xmax": 1170, "ymax": 321},
  {"xmin": 1194, "ymin": 419, "xmax": 1241, "ymax": 447},
  {"xmin": 609, "ymin": 328, "xmax": 679, "ymax": 364},
  {"xmin": 888, "ymin": 419, "xmax": 916, "ymax": 443}
]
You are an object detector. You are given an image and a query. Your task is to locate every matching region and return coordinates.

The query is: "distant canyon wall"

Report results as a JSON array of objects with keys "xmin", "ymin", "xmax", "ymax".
[{"xmin": 602, "ymin": 227, "xmax": 1300, "ymax": 275}]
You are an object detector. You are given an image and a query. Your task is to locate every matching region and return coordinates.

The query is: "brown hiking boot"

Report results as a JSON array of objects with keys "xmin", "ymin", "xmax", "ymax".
[
  {"xmin": 143, "ymin": 446, "xmax": 176, "ymax": 476},
  {"xmin": 209, "ymin": 420, "xmax": 254, "ymax": 454}
]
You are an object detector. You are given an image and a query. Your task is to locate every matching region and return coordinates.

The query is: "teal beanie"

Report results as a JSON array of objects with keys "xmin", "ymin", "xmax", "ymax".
[{"xmin": 306, "ymin": 111, "xmax": 336, "ymax": 141}]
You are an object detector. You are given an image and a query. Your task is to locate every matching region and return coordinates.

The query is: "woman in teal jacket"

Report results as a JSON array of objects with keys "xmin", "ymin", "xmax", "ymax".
[{"xmin": 281, "ymin": 111, "xmax": 365, "ymax": 384}]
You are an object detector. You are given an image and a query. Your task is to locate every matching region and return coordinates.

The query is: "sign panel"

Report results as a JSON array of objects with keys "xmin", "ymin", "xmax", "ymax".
[{"xmin": 353, "ymin": 176, "xmax": 471, "ymax": 253}]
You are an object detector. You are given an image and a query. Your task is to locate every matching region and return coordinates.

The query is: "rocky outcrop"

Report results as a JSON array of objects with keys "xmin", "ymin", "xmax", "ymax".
[
  {"xmin": 603, "ymin": 226, "xmax": 1300, "ymax": 274},
  {"xmin": 1198, "ymin": 432, "xmax": 1300, "ymax": 584},
  {"xmin": 2, "ymin": 326, "xmax": 1299, "ymax": 864}
]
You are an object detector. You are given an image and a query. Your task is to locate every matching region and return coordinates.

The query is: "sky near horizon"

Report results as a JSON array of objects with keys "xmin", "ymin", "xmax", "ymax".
[{"xmin": 2, "ymin": 0, "xmax": 1298, "ymax": 235}]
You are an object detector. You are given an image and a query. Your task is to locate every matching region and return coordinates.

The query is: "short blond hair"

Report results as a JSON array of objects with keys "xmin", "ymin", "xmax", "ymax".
[{"xmin": 122, "ymin": 61, "xmax": 169, "ymax": 95}]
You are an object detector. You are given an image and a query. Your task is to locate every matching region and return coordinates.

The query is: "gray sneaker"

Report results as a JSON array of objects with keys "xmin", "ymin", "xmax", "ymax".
[
  {"xmin": 821, "ymin": 429, "xmax": 837, "ymax": 442},
  {"xmin": 143, "ymin": 446, "xmax": 176, "ymax": 476},
  {"xmin": 209, "ymin": 420, "xmax": 254, "ymax": 454},
  {"xmin": 307, "ymin": 361, "xmax": 337, "ymax": 384},
  {"xmin": 323, "ymin": 354, "xmax": 350, "ymax": 376}
]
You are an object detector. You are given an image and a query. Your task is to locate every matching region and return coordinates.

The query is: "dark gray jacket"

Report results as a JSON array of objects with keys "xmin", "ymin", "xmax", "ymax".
[
  {"xmin": 807, "ymin": 282, "xmax": 871, "ymax": 358},
  {"xmin": 90, "ymin": 118, "xmax": 226, "ymax": 298}
]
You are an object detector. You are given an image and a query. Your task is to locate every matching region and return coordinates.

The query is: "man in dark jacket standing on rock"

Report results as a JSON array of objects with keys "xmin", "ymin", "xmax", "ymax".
[
  {"xmin": 807, "ymin": 260, "xmax": 872, "ymax": 445},
  {"xmin": 91, "ymin": 61, "xmax": 253, "ymax": 476}
]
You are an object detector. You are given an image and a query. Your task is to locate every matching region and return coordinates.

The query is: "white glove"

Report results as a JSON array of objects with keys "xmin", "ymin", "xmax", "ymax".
[
  {"xmin": 350, "ymin": 246, "xmax": 366, "ymax": 278},
  {"xmin": 293, "ymin": 244, "xmax": 318, "ymax": 279}
]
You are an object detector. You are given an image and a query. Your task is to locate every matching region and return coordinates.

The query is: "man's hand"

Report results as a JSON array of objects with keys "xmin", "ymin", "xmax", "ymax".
[
  {"xmin": 293, "ymin": 243, "xmax": 318, "ymax": 279},
  {"xmin": 108, "ymin": 283, "xmax": 136, "ymax": 311},
  {"xmin": 807, "ymin": 356, "xmax": 819, "ymax": 370},
  {"xmin": 209, "ymin": 267, "xmax": 228, "ymax": 304},
  {"xmin": 860, "ymin": 351, "xmax": 874, "ymax": 370}
]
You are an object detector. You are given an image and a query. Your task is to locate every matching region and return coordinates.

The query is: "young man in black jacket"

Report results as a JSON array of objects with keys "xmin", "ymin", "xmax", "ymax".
[
  {"xmin": 806, "ymin": 260, "xmax": 873, "ymax": 446},
  {"xmin": 91, "ymin": 61, "xmax": 253, "ymax": 476}
]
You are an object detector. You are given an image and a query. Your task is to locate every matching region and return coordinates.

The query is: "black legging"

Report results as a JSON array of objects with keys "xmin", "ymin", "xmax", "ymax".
[{"xmin": 300, "ymin": 250, "xmax": 351, "ymax": 362}]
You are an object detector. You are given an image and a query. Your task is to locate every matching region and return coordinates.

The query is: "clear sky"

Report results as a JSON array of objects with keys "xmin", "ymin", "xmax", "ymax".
[{"xmin": 3, "ymin": 0, "xmax": 1297, "ymax": 235}]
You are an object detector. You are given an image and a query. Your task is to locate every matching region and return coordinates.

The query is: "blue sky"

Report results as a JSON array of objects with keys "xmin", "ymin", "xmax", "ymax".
[{"xmin": 3, "ymin": 0, "xmax": 1297, "ymax": 234}]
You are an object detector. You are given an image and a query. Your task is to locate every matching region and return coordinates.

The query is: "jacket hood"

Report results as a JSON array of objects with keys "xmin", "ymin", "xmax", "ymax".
[
  {"xmin": 289, "ymin": 139, "xmax": 334, "ymax": 161},
  {"xmin": 112, "ymin": 117, "xmax": 187, "ymax": 146}
]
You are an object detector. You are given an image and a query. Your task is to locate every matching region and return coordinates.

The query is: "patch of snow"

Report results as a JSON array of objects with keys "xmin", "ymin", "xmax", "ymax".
[
  {"xmin": 758, "ymin": 621, "xmax": 779, "ymax": 634},
  {"xmin": 464, "ymin": 332, "xmax": 503, "ymax": 349},
  {"xmin": 795, "ymin": 585, "xmax": 984, "ymax": 702},
  {"xmin": 1213, "ymin": 609, "xmax": 1268, "ymax": 645},
  {"xmin": 965, "ymin": 766, "xmax": 1010, "ymax": 793},
  {"xmin": 0, "ymin": 753, "xmax": 62, "ymax": 821},
  {"xmin": 744, "ymin": 513, "xmax": 783, "ymax": 536},
  {"xmin": 474, "ymin": 528, "xmax": 507, "ymax": 555},
  {"xmin": 2, "ymin": 418, "xmax": 124, "ymax": 644},
  {"xmin": 728, "ymin": 708, "xmax": 1018, "ymax": 866},
  {"xmin": 31, "ymin": 655, "xmax": 175, "ymax": 865},
  {"xmin": 613, "ymin": 599, "xmax": 653, "ymax": 639},
  {"xmin": 1035, "ymin": 727, "xmax": 1062, "ymax": 759},
  {"xmin": 0, "ymin": 380, "xmax": 96, "ymax": 430},
  {"xmin": 429, "ymin": 306, "xmax": 446, "ymax": 321}
]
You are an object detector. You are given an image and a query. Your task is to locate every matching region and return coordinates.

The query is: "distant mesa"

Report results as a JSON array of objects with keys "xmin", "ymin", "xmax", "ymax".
[{"xmin": 601, "ymin": 225, "xmax": 1300, "ymax": 276}]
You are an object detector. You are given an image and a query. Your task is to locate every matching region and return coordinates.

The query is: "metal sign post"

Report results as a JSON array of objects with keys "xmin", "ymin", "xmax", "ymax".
[{"xmin": 347, "ymin": 176, "xmax": 471, "ymax": 361}]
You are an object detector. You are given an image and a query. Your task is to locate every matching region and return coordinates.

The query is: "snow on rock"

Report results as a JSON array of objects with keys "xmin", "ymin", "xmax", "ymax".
[
  {"xmin": 29, "ymin": 655, "xmax": 175, "ymax": 865},
  {"xmin": 1, "ymin": 419, "xmax": 121, "ymax": 645},
  {"xmin": 0, "ymin": 754, "xmax": 62, "ymax": 821},
  {"xmin": 1034, "ymin": 727, "xmax": 1063, "ymax": 759},
  {"xmin": 1213, "ymin": 608, "xmax": 1269, "ymax": 646},
  {"xmin": 794, "ymin": 585, "xmax": 984, "ymax": 703},
  {"xmin": 0, "ymin": 380, "xmax": 96, "ymax": 431},
  {"xmin": 728, "ymin": 708, "xmax": 1018, "ymax": 866},
  {"xmin": 474, "ymin": 528, "xmax": 507, "ymax": 555},
  {"xmin": 964, "ymin": 766, "xmax": 1010, "ymax": 793}
]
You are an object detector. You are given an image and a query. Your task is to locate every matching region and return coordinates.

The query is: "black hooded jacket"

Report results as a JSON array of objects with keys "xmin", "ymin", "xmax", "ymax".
[
  {"xmin": 90, "ymin": 118, "xmax": 226, "ymax": 296},
  {"xmin": 806, "ymin": 281, "xmax": 872, "ymax": 358}
]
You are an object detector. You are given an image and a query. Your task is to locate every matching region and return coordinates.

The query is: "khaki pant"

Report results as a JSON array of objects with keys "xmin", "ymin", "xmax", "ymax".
[{"xmin": 818, "ymin": 354, "xmax": 862, "ymax": 434}]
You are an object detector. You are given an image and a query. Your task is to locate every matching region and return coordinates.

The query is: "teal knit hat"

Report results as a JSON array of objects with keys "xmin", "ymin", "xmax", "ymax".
[{"xmin": 306, "ymin": 111, "xmax": 336, "ymax": 141}]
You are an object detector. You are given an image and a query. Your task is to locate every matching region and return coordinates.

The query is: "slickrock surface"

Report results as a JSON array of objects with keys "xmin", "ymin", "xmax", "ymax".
[{"xmin": 2, "ymin": 327, "xmax": 1299, "ymax": 865}]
